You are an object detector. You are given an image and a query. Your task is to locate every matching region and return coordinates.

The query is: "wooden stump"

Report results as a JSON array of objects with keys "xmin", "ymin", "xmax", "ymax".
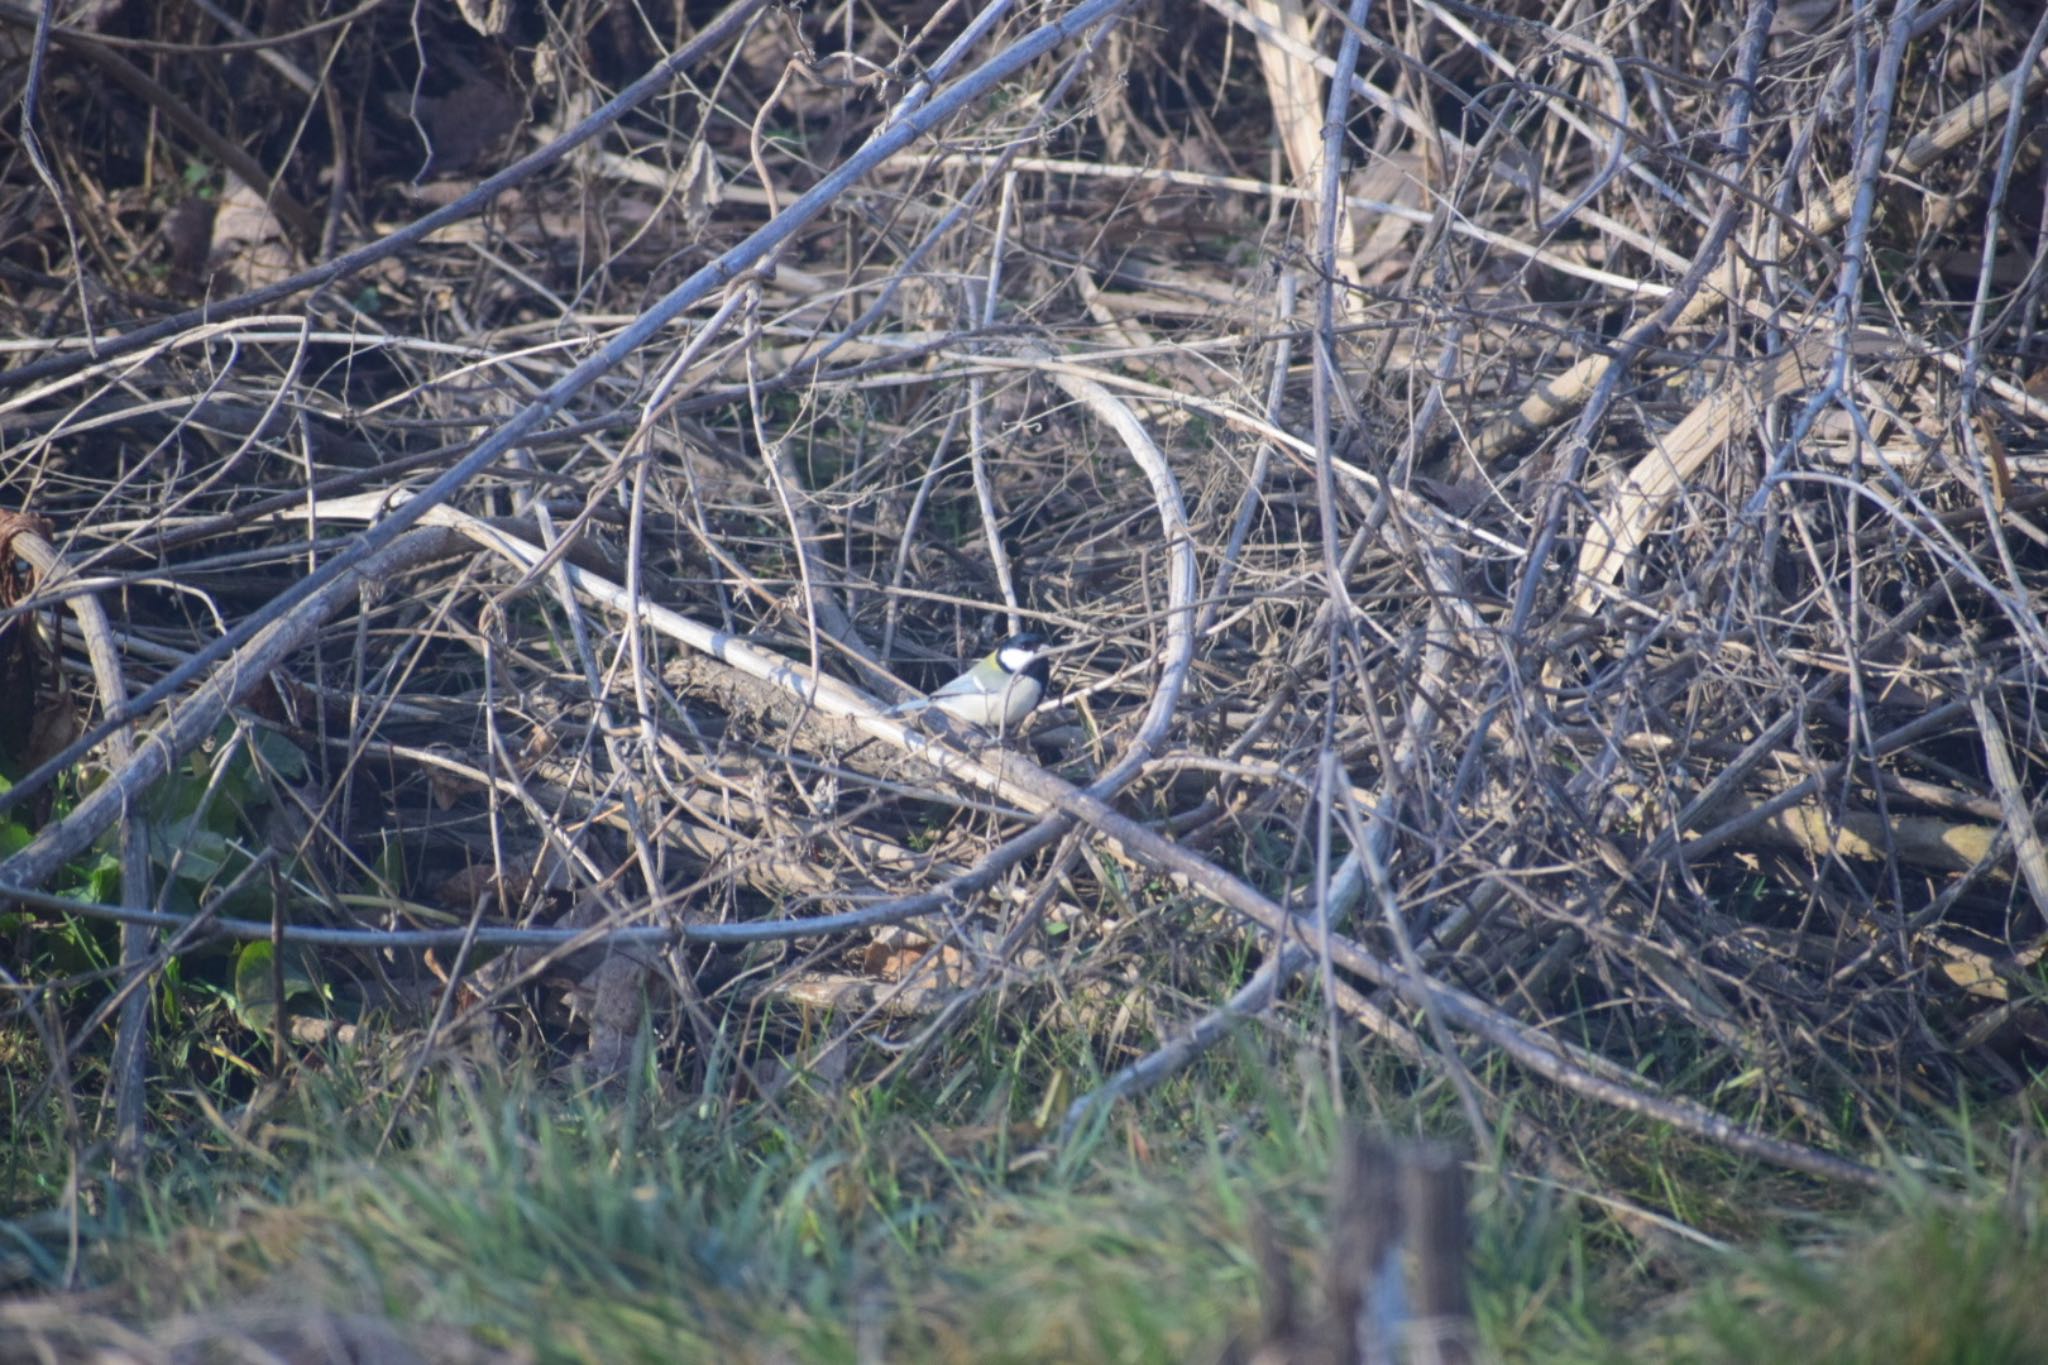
[{"xmin": 1226, "ymin": 1127, "xmax": 1475, "ymax": 1365}]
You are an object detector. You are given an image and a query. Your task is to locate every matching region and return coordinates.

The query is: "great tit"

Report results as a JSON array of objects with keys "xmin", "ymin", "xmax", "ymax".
[{"xmin": 887, "ymin": 630, "xmax": 1050, "ymax": 731}]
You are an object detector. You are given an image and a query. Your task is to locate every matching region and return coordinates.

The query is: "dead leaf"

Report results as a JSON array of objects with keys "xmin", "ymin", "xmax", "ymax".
[{"xmin": 209, "ymin": 176, "xmax": 296, "ymax": 291}]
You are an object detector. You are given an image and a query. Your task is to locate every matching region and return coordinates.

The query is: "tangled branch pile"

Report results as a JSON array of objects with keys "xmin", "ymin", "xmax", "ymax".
[{"xmin": 4, "ymin": 0, "xmax": 2047, "ymax": 1184}]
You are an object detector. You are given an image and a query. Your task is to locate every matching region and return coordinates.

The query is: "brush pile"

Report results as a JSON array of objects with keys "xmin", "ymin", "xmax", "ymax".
[{"xmin": 4, "ymin": 0, "xmax": 2046, "ymax": 1183}]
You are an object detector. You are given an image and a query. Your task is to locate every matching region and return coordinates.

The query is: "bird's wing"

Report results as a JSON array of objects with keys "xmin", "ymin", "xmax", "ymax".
[{"xmin": 928, "ymin": 666, "xmax": 998, "ymax": 699}]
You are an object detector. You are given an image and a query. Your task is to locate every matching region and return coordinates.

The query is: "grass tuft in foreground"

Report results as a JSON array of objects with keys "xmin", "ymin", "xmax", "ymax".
[{"xmin": 4, "ymin": 1021, "xmax": 2047, "ymax": 1363}]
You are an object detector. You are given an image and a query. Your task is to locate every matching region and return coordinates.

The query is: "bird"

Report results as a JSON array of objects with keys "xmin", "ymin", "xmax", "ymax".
[{"xmin": 886, "ymin": 630, "xmax": 1051, "ymax": 732}]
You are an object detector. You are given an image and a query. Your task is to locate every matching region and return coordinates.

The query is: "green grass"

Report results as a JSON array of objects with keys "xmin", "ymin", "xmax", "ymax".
[
  {"xmin": 0, "ymin": 1028, "xmax": 1564, "ymax": 1361},
  {"xmin": 1630, "ymin": 1202, "xmax": 2048, "ymax": 1364},
  {"xmin": 4, "ymin": 1006, "xmax": 2047, "ymax": 1362}
]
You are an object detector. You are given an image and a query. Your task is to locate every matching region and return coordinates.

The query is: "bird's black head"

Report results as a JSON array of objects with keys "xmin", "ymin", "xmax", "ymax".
[{"xmin": 999, "ymin": 629, "xmax": 1046, "ymax": 654}]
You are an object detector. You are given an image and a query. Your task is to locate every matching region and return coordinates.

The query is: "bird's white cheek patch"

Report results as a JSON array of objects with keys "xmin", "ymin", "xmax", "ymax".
[{"xmin": 998, "ymin": 645, "xmax": 1038, "ymax": 672}]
